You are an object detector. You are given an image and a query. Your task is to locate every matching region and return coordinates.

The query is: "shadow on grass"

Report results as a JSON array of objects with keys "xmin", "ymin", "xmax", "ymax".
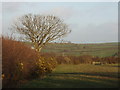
[
  {"xmin": 20, "ymin": 72, "xmax": 119, "ymax": 88},
  {"xmin": 110, "ymin": 65, "xmax": 120, "ymax": 67},
  {"xmin": 51, "ymin": 72, "xmax": 119, "ymax": 78}
]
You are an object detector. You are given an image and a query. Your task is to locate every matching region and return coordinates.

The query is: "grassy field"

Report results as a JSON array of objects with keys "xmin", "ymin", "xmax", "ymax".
[
  {"xmin": 20, "ymin": 42, "xmax": 119, "ymax": 88},
  {"xmin": 40, "ymin": 42, "xmax": 118, "ymax": 57},
  {"xmin": 20, "ymin": 64, "xmax": 119, "ymax": 88}
]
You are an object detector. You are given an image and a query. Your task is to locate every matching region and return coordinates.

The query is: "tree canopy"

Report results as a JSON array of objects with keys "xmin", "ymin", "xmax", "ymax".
[{"xmin": 12, "ymin": 14, "xmax": 71, "ymax": 52}]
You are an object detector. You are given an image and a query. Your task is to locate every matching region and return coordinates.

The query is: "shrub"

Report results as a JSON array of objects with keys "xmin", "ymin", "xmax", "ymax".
[
  {"xmin": 40, "ymin": 53, "xmax": 57, "ymax": 73},
  {"xmin": 54, "ymin": 54, "xmax": 119, "ymax": 65},
  {"xmin": 2, "ymin": 36, "xmax": 58, "ymax": 88},
  {"xmin": 2, "ymin": 36, "xmax": 39, "ymax": 88}
]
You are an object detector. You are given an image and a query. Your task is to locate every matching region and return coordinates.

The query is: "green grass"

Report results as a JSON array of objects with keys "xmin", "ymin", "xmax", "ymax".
[
  {"xmin": 24, "ymin": 42, "xmax": 119, "ymax": 57},
  {"xmin": 20, "ymin": 64, "xmax": 119, "ymax": 88},
  {"xmin": 40, "ymin": 42, "xmax": 118, "ymax": 57}
]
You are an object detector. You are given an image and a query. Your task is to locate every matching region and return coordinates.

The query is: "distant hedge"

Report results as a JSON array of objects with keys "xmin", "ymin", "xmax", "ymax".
[{"xmin": 41, "ymin": 53, "xmax": 119, "ymax": 65}]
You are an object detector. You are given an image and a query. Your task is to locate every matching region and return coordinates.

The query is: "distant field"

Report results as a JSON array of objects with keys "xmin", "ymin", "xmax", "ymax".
[
  {"xmin": 40, "ymin": 42, "xmax": 118, "ymax": 57},
  {"xmin": 20, "ymin": 64, "xmax": 119, "ymax": 88}
]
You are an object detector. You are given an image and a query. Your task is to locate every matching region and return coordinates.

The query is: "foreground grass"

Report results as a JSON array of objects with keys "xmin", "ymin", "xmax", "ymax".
[{"xmin": 20, "ymin": 64, "xmax": 119, "ymax": 88}]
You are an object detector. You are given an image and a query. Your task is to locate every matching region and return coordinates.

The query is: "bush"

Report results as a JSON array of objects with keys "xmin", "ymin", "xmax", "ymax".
[
  {"xmin": 2, "ymin": 36, "xmax": 39, "ymax": 87},
  {"xmin": 2, "ymin": 36, "xmax": 58, "ymax": 88},
  {"xmin": 40, "ymin": 53, "xmax": 57, "ymax": 73}
]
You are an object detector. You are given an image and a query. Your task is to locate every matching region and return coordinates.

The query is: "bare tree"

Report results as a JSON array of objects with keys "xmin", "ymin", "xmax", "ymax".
[{"xmin": 12, "ymin": 14, "xmax": 71, "ymax": 52}]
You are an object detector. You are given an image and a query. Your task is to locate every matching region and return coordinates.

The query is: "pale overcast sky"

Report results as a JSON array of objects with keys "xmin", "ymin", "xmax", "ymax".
[{"xmin": 2, "ymin": 2, "xmax": 118, "ymax": 43}]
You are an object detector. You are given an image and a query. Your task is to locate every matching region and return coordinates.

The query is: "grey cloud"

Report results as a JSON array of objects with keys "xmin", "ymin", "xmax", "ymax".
[
  {"xmin": 2, "ymin": 2, "xmax": 22, "ymax": 13},
  {"xmin": 64, "ymin": 22, "xmax": 118, "ymax": 43},
  {"xmin": 2, "ymin": 2, "xmax": 118, "ymax": 43},
  {"xmin": 43, "ymin": 6, "xmax": 76, "ymax": 20}
]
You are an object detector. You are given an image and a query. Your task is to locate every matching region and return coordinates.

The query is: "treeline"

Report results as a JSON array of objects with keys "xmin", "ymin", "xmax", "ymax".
[{"xmin": 41, "ymin": 53, "xmax": 119, "ymax": 65}]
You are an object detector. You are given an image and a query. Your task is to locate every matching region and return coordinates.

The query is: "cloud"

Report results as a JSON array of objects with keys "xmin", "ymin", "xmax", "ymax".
[
  {"xmin": 2, "ymin": 2, "xmax": 118, "ymax": 43},
  {"xmin": 64, "ymin": 22, "xmax": 118, "ymax": 43},
  {"xmin": 2, "ymin": 2, "xmax": 23, "ymax": 13},
  {"xmin": 43, "ymin": 6, "xmax": 76, "ymax": 20}
]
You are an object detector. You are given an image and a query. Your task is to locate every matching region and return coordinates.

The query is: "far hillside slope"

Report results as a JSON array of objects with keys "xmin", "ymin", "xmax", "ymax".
[{"xmin": 40, "ymin": 42, "xmax": 119, "ymax": 57}]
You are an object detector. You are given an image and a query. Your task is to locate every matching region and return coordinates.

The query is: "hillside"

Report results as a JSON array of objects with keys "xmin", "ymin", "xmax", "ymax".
[{"xmin": 40, "ymin": 42, "xmax": 119, "ymax": 57}]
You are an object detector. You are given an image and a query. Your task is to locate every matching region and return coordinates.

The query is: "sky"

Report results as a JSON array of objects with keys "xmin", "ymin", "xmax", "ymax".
[{"xmin": 1, "ymin": 2, "xmax": 118, "ymax": 43}]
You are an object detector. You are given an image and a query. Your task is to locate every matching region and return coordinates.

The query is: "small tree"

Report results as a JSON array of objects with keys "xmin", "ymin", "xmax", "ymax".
[{"xmin": 12, "ymin": 14, "xmax": 71, "ymax": 52}]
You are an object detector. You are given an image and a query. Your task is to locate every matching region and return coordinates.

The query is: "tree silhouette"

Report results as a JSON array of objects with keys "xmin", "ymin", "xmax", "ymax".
[{"xmin": 12, "ymin": 14, "xmax": 71, "ymax": 52}]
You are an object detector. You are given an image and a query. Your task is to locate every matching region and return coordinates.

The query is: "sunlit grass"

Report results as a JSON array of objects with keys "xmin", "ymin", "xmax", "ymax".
[
  {"xmin": 40, "ymin": 42, "xmax": 118, "ymax": 57},
  {"xmin": 20, "ymin": 64, "xmax": 119, "ymax": 88},
  {"xmin": 53, "ymin": 64, "xmax": 119, "ymax": 76}
]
